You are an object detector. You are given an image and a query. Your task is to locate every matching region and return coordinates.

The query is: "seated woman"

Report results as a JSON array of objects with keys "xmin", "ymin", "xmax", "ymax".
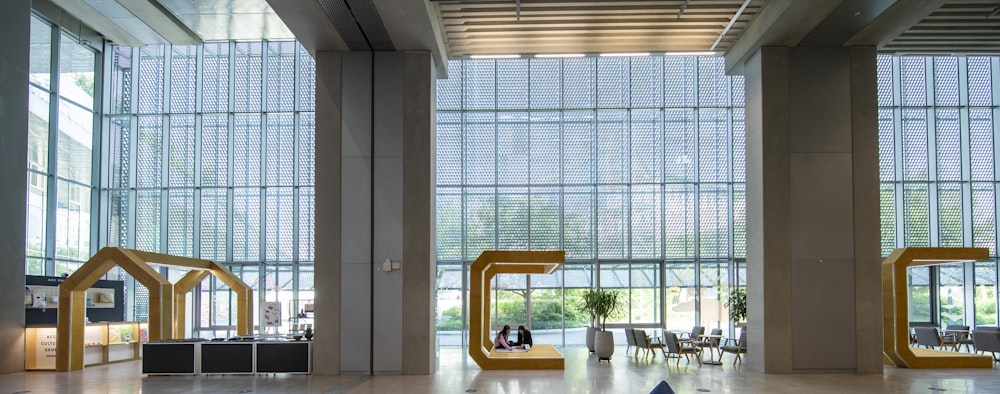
[
  {"xmin": 511, "ymin": 325, "xmax": 533, "ymax": 349},
  {"xmin": 493, "ymin": 324, "xmax": 512, "ymax": 351}
]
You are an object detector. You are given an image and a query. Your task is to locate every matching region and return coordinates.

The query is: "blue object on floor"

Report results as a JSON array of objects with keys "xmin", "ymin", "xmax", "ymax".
[{"xmin": 649, "ymin": 380, "xmax": 675, "ymax": 394}]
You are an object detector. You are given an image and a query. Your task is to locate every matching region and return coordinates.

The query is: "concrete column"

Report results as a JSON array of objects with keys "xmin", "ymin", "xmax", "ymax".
[
  {"xmin": 313, "ymin": 51, "xmax": 435, "ymax": 375},
  {"xmin": 743, "ymin": 46, "xmax": 881, "ymax": 373},
  {"xmin": 0, "ymin": 0, "xmax": 29, "ymax": 374},
  {"xmin": 338, "ymin": 52, "xmax": 374, "ymax": 373},
  {"xmin": 400, "ymin": 52, "xmax": 436, "ymax": 375},
  {"xmin": 314, "ymin": 51, "xmax": 343, "ymax": 375}
]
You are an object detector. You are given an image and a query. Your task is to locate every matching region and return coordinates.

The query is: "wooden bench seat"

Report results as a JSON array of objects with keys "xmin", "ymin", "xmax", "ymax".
[{"xmin": 483, "ymin": 344, "xmax": 564, "ymax": 370}]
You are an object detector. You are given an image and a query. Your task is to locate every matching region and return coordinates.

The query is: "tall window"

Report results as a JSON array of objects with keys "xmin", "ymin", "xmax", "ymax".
[
  {"xmin": 26, "ymin": 14, "xmax": 98, "ymax": 277},
  {"xmin": 102, "ymin": 41, "xmax": 315, "ymax": 334},
  {"xmin": 435, "ymin": 56, "xmax": 746, "ymax": 346},
  {"xmin": 879, "ymin": 55, "xmax": 1000, "ymax": 326}
]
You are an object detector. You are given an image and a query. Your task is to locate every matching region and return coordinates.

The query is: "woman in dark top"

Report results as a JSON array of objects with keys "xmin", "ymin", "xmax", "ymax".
[{"xmin": 512, "ymin": 325, "xmax": 533, "ymax": 349}]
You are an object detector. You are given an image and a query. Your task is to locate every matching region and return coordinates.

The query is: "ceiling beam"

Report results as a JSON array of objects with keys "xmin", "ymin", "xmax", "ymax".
[
  {"xmin": 843, "ymin": 0, "xmax": 950, "ymax": 48},
  {"xmin": 373, "ymin": 0, "xmax": 450, "ymax": 78},
  {"xmin": 117, "ymin": 0, "xmax": 202, "ymax": 45},
  {"xmin": 723, "ymin": 0, "xmax": 843, "ymax": 73},
  {"xmin": 266, "ymin": 0, "xmax": 349, "ymax": 56},
  {"xmin": 48, "ymin": 0, "xmax": 145, "ymax": 46}
]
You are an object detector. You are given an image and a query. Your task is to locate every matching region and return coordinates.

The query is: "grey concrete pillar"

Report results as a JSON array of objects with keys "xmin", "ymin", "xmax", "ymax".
[
  {"xmin": 0, "ymin": 0, "xmax": 29, "ymax": 374},
  {"xmin": 400, "ymin": 52, "xmax": 436, "ymax": 375},
  {"xmin": 743, "ymin": 46, "xmax": 881, "ymax": 373},
  {"xmin": 313, "ymin": 51, "xmax": 435, "ymax": 375},
  {"xmin": 314, "ymin": 51, "xmax": 343, "ymax": 375}
]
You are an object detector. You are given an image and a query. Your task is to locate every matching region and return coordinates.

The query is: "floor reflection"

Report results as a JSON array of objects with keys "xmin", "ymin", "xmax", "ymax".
[{"xmin": 0, "ymin": 347, "xmax": 996, "ymax": 393}]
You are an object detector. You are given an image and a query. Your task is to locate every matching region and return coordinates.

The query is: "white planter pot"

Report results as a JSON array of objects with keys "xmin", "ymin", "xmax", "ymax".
[
  {"xmin": 586, "ymin": 326, "xmax": 597, "ymax": 353},
  {"xmin": 595, "ymin": 330, "xmax": 615, "ymax": 361}
]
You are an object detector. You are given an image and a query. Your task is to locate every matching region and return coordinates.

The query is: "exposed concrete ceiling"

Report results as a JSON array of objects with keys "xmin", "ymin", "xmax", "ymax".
[
  {"xmin": 373, "ymin": 0, "xmax": 450, "ymax": 76},
  {"xmin": 723, "ymin": 0, "xmax": 1000, "ymax": 71},
  {"xmin": 44, "ymin": 0, "xmax": 293, "ymax": 46},
  {"xmin": 264, "ymin": 0, "xmax": 349, "ymax": 53},
  {"xmin": 799, "ymin": 0, "xmax": 899, "ymax": 46},
  {"xmin": 158, "ymin": 0, "xmax": 294, "ymax": 41},
  {"xmin": 47, "ymin": 0, "xmax": 173, "ymax": 46},
  {"xmin": 270, "ymin": 0, "xmax": 449, "ymax": 75},
  {"xmin": 722, "ymin": 0, "xmax": 843, "ymax": 71}
]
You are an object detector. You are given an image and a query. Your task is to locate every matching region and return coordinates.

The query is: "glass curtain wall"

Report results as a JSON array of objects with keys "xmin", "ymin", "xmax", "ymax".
[
  {"xmin": 878, "ymin": 55, "xmax": 1000, "ymax": 327},
  {"xmin": 435, "ymin": 56, "xmax": 747, "ymax": 347},
  {"xmin": 26, "ymin": 14, "xmax": 99, "ymax": 277},
  {"xmin": 101, "ymin": 41, "xmax": 315, "ymax": 335}
]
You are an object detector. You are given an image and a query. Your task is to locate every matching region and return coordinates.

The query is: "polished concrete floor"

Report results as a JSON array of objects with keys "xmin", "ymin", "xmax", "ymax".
[{"xmin": 1, "ymin": 347, "xmax": 998, "ymax": 393}]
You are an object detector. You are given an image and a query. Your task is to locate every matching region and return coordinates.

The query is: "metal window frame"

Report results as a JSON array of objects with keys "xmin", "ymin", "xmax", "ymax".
[
  {"xmin": 93, "ymin": 39, "xmax": 315, "ymax": 337},
  {"xmin": 885, "ymin": 55, "xmax": 1000, "ymax": 327},
  {"xmin": 439, "ymin": 56, "xmax": 748, "ymax": 347}
]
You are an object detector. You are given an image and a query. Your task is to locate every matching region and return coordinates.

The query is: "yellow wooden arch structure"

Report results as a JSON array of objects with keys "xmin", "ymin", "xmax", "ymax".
[
  {"xmin": 56, "ymin": 247, "xmax": 253, "ymax": 371},
  {"xmin": 469, "ymin": 250, "xmax": 565, "ymax": 370},
  {"xmin": 882, "ymin": 247, "xmax": 993, "ymax": 368}
]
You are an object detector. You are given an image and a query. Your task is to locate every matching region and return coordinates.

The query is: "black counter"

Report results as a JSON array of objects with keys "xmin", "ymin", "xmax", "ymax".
[
  {"xmin": 142, "ymin": 342, "xmax": 197, "ymax": 374},
  {"xmin": 142, "ymin": 340, "xmax": 311, "ymax": 375},
  {"xmin": 256, "ymin": 342, "xmax": 311, "ymax": 373},
  {"xmin": 201, "ymin": 342, "xmax": 254, "ymax": 374}
]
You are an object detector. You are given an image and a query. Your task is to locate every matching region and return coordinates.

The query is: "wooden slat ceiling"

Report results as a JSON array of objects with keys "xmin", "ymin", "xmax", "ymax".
[
  {"xmin": 431, "ymin": 0, "xmax": 766, "ymax": 57},
  {"xmin": 882, "ymin": 0, "xmax": 1000, "ymax": 53}
]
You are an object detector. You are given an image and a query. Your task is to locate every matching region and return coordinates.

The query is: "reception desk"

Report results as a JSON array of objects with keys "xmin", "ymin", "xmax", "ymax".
[{"xmin": 143, "ymin": 340, "xmax": 311, "ymax": 375}]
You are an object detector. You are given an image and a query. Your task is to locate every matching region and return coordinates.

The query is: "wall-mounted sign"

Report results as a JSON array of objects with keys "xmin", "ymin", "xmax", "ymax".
[{"xmin": 262, "ymin": 302, "xmax": 281, "ymax": 327}]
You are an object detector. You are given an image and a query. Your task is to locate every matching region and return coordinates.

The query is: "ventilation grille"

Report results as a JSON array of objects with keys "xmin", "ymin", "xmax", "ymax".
[
  {"xmin": 345, "ymin": 0, "xmax": 395, "ymax": 51},
  {"xmin": 317, "ymin": 0, "xmax": 396, "ymax": 51}
]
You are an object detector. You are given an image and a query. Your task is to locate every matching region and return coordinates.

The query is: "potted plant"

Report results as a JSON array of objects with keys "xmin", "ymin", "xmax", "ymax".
[
  {"xmin": 726, "ymin": 287, "xmax": 747, "ymax": 327},
  {"xmin": 592, "ymin": 289, "xmax": 624, "ymax": 361},
  {"xmin": 581, "ymin": 289, "xmax": 601, "ymax": 353}
]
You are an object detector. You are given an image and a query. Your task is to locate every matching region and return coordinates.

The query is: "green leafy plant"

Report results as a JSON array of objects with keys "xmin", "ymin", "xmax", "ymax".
[
  {"xmin": 584, "ymin": 289, "xmax": 624, "ymax": 331},
  {"xmin": 581, "ymin": 289, "xmax": 601, "ymax": 327},
  {"xmin": 726, "ymin": 287, "xmax": 747, "ymax": 324}
]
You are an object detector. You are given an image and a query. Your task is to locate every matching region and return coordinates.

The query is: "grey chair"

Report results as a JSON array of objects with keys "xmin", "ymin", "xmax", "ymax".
[
  {"xmin": 965, "ymin": 325, "xmax": 1000, "ymax": 353},
  {"xmin": 634, "ymin": 329, "xmax": 661, "ymax": 359},
  {"xmin": 625, "ymin": 328, "xmax": 637, "ymax": 355},
  {"xmin": 914, "ymin": 327, "xmax": 957, "ymax": 351},
  {"xmin": 720, "ymin": 328, "xmax": 747, "ymax": 365},
  {"xmin": 679, "ymin": 326, "xmax": 704, "ymax": 341},
  {"xmin": 663, "ymin": 332, "xmax": 701, "ymax": 366},
  {"xmin": 971, "ymin": 326, "xmax": 1000, "ymax": 362},
  {"xmin": 943, "ymin": 325, "xmax": 971, "ymax": 351},
  {"xmin": 909, "ymin": 322, "xmax": 937, "ymax": 345},
  {"xmin": 687, "ymin": 326, "xmax": 705, "ymax": 345}
]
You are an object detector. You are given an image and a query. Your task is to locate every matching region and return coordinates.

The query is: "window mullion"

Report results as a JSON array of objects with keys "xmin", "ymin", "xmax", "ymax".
[{"xmin": 44, "ymin": 26, "xmax": 61, "ymax": 275}]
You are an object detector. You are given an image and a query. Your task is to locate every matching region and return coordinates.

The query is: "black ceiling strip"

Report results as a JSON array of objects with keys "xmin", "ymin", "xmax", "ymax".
[
  {"xmin": 317, "ymin": 0, "xmax": 372, "ymax": 51},
  {"xmin": 344, "ymin": 0, "xmax": 396, "ymax": 51}
]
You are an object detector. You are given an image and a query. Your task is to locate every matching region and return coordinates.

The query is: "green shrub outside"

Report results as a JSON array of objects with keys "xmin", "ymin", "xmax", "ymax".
[{"xmin": 435, "ymin": 299, "xmax": 588, "ymax": 331}]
